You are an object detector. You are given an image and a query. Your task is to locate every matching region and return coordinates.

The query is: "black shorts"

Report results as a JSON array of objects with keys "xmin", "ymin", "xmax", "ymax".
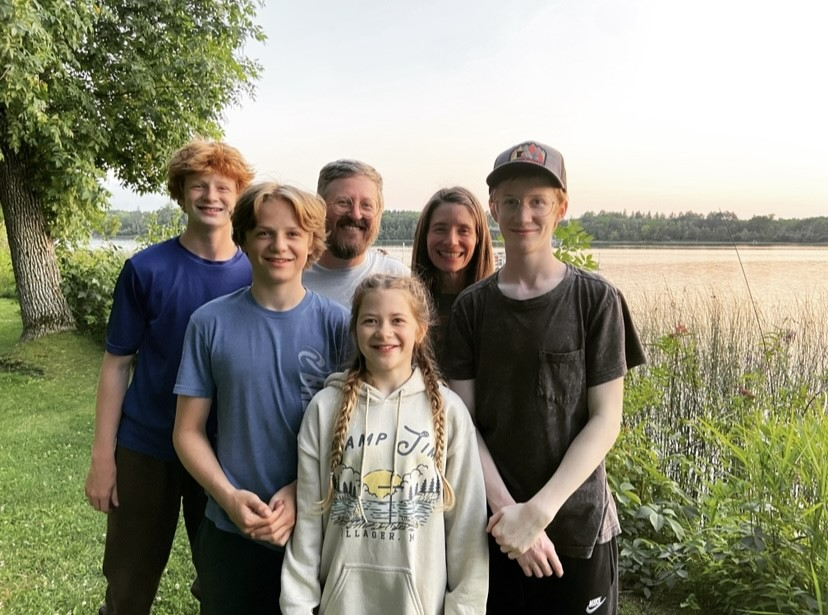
[{"xmin": 486, "ymin": 533, "xmax": 618, "ymax": 614}]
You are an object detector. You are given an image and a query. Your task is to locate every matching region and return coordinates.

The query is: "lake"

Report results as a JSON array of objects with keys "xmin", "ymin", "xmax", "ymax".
[{"xmin": 93, "ymin": 238, "xmax": 826, "ymax": 313}]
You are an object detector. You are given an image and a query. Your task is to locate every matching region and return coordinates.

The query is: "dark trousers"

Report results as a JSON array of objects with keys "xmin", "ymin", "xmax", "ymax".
[
  {"xmin": 102, "ymin": 446, "xmax": 206, "ymax": 615},
  {"xmin": 194, "ymin": 517, "xmax": 284, "ymax": 615},
  {"xmin": 486, "ymin": 533, "xmax": 618, "ymax": 615}
]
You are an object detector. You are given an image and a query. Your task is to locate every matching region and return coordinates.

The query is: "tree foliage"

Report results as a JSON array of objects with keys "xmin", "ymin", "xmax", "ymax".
[
  {"xmin": 579, "ymin": 210, "xmax": 828, "ymax": 244},
  {"xmin": 0, "ymin": 0, "xmax": 263, "ymax": 338}
]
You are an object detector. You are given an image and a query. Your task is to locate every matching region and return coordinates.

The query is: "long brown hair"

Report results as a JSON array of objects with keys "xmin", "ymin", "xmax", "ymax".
[
  {"xmin": 411, "ymin": 187, "xmax": 495, "ymax": 300},
  {"xmin": 321, "ymin": 274, "xmax": 455, "ymax": 511}
]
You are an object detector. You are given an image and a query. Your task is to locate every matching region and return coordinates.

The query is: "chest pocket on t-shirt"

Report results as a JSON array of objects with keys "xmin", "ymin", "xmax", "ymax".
[{"xmin": 536, "ymin": 349, "xmax": 585, "ymax": 408}]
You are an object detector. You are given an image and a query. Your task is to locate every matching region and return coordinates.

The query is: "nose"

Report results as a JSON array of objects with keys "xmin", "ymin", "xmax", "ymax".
[
  {"xmin": 204, "ymin": 183, "xmax": 220, "ymax": 202},
  {"xmin": 268, "ymin": 233, "xmax": 285, "ymax": 251},
  {"xmin": 347, "ymin": 201, "xmax": 364, "ymax": 219},
  {"xmin": 516, "ymin": 201, "xmax": 534, "ymax": 222},
  {"xmin": 374, "ymin": 321, "xmax": 392, "ymax": 337}
]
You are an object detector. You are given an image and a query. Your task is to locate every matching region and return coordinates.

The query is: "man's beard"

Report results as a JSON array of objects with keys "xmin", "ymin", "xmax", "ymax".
[{"xmin": 327, "ymin": 217, "xmax": 376, "ymax": 260}]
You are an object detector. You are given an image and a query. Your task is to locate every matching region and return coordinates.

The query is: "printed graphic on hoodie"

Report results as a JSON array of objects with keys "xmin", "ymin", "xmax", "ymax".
[{"xmin": 331, "ymin": 424, "xmax": 440, "ymax": 535}]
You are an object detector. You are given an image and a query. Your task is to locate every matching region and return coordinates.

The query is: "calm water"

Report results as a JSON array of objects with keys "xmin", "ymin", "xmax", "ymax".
[
  {"xmin": 95, "ymin": 239, "xmax": 827, "ymax": 310},
  {"xmin": 387, "ymin": 244, "xmax": 828, "ymax": 309},
  {"xmin": 593, "ymin": 246, "xmax": 828, "ymax": 308}
]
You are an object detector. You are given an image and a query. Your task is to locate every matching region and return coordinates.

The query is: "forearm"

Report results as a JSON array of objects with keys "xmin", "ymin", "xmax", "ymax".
[
  {"xmin": 527, "ymin": 378, "xmax": 624, "ymax": 528},
  {"xmin": 90, "ymin": 352, "xmax": 132, "ymax": 460},
  {"xmin": 476, "ymin": 431, "xmax": 516, "ymax": 512},
  {"xmin": 173, "ymin": 398, "xmax": 236, "ymax": 510},
  {"xmin": 449, "ymin": 378, "xmax": 517, "ymax": 511}
]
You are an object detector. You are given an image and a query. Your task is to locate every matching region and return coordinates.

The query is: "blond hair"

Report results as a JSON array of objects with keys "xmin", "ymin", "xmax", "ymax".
[
  {"xmin": 231, "ymin": 182, "xmax": 327, "ymax": 268},
  {"xmin": 321, "ymin": 274, "xmax": 455, "ymax": 511}
]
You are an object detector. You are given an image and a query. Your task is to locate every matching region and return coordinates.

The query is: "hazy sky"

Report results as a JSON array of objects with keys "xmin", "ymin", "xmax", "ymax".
[{"xmin": 111, "ymin": 0, "xmax": 828, "ymax": 219}]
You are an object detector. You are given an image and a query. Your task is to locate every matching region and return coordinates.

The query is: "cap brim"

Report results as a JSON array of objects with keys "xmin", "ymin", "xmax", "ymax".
[{"xmin": 485, "ymin": 161, "xmax": 565, "ymax": 189}]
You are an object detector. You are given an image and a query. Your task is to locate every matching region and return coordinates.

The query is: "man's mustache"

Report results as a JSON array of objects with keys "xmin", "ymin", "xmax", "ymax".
[{"xmin": 335, "ymin": 217, "xmax": 370, "ymax": 230}]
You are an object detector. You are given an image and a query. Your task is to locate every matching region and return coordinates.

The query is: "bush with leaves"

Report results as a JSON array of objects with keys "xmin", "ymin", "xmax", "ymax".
[{"xmin": 57, "ymin": 245, "xmax": 126, "ymax": 345}]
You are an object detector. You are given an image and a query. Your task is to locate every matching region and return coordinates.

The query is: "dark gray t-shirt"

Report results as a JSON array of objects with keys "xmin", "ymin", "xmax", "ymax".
[{"xmin": 443, "ymin": 264, "xmax": 645, "ymax": 558}]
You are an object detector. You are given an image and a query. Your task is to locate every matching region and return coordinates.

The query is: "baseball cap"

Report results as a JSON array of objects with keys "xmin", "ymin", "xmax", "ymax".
[{"xmin": 486, "ymin": 141, "xmax": 567, "ymax": 191}]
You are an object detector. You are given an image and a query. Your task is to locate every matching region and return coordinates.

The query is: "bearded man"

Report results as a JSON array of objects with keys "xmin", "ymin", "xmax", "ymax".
[{"xmin": 302, "ymin": 159, "xmax": 408, "ymax": 307}]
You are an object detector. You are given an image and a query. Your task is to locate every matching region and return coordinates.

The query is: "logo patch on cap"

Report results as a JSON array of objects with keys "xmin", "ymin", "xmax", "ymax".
[{"xmin": 509, "ymin": 142, "xmax": 547, "ymax": 166}]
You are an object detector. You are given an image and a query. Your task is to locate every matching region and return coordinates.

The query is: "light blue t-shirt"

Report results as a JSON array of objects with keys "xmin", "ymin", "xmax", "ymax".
[{"xmin": 175, "ymin": 287, "xmax": 352, "ymax": 538}]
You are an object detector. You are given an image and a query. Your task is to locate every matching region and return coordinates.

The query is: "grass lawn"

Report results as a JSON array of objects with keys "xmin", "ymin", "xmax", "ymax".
[
  {"xmin": 0, "ymin": 299, "xmax": 199, "ymax": 614},
  {"xmin": 0, "ymin": 297, "xmax": 676, "ymax": 613}
]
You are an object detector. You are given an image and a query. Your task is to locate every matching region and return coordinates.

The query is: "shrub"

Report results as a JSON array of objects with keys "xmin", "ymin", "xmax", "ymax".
[{"xmin": 57, "ymin": 245, "xmax": 126, "ymax": 345}]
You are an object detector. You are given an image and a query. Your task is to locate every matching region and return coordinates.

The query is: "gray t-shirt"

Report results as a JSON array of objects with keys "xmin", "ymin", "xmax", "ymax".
[
  {"xmin": 443, "ymin": 265, "xmax": 646, "ymax": 558},
  {"xmin": 302, "ymin": 249, "xmax": 409, "ymax": 308}
]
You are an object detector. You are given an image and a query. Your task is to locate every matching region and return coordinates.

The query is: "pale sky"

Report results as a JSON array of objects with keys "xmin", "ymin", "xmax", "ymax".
[{"xmin": 111, "ymin": 0, "xmax": 828, "ymax": 220}]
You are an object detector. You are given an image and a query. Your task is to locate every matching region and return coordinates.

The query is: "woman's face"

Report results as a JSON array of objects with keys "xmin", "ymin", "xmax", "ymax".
[{"xmin": 426, "ymin": 202, "xmax": 478, "ymax": 275}]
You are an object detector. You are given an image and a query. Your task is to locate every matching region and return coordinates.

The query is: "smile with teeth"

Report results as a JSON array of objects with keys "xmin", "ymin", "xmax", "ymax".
[
  {"xmin": 372, "ymin": 343, "xmax": 398, "ymax": 352},
  {"xmin": 438, "ymin": 251, "xmax": 465, "ymax": 259}
]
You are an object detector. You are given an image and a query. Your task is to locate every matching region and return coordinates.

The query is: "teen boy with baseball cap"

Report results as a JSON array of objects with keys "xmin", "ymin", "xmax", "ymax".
[{"xmin": 445, "ymin": 140, "xmax": 645, "ymax": 614}]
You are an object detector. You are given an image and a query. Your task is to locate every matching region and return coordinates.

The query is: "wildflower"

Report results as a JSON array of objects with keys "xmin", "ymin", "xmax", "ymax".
[
  {"xmin": 737, "ymin": 387, "xmax": 755, "ymax": 400},
  {"xmin": 670, "ymin": 323, "xmax": 689, "ymax": 337}
]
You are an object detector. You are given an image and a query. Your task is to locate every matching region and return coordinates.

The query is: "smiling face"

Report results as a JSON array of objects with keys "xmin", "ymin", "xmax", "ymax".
[
  {"xmin": 426, "ymin": 202, "xmax": 478, "ymax": 278},
  {"xmin": 490, "ymin": 176, "xmax": 568, "ymax": 256},
  {"xmin": 181, "ymin": 172, "xmax": 239, "ymax": 230},
  {"xmin": 355, "ymin": 288, "xmax": 425, "ymax": 390},
  {"xmin": 321, "ymin": 175, "xmax": 382, "ymax": 263},
  {"xmin": 242, "ymin": 197, "xmax": 312, "ymax": 289}
]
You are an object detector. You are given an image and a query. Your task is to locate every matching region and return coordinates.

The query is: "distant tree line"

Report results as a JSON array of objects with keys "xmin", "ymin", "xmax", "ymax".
[
  {"xmin": 101, "ymin": 207, "xmax": 828, "ymax": 245},
  {"xmin": 577, "ymin": 210, "xmax": 828, "ymax": 244}
]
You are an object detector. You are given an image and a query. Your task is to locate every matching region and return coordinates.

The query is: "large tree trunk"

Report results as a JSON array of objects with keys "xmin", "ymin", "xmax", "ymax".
[{"xmin": 0, "ymin": 148, "xmax": 76, "ymax": 341}]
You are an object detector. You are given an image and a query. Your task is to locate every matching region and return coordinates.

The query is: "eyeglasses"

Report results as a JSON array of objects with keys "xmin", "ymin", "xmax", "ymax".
[
  {"xmin": 330, "ymin": 197, "xmax": 378, "ymax": 218},
  {"xmin": 493, "ymin": 195, "xmax": 556, "ymax": 217}
]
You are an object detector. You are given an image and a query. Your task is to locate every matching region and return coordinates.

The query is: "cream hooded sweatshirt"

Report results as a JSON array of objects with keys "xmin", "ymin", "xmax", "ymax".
[{"xmin": 281, "ymin": 368, "xmax": 488, "ymax": 615}]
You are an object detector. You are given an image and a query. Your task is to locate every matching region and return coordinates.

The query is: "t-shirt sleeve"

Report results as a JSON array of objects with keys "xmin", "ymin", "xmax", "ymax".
[
  {"xmin": 585, "ymin": 287, "xmax": 646, "ymax": 387},
  {"xmin": 105, "ymin": 259, "xmax": 145, "ymax": 356},
  {"xmin": 441, "ymin": 292, "xmax": 477, "ymax": 381},
  {"xmin": 173, "ymin": 313, "xmax": 215, "ymax": 399}
]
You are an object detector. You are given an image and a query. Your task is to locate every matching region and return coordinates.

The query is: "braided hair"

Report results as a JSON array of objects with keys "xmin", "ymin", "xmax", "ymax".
[{"xmin": 320, "ymin": 274, "xmax": 455, "ymax": 511}]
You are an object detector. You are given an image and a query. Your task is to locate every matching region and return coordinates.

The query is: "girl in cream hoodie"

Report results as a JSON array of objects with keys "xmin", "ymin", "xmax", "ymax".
[{"xmin": 281, "ymin": 274, "xmax": 488, "ymax": 614}]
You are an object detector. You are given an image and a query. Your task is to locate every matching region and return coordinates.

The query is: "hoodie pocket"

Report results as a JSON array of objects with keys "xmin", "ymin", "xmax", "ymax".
[{"xmin": 320, "ymin": 564, "xmax": 426, "ymax": 615}]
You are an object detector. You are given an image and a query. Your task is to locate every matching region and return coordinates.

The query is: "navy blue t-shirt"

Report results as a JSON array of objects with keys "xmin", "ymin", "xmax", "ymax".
[{"xmin": 106, "ymin": 238, "xmax": 252, "ymax": 460}]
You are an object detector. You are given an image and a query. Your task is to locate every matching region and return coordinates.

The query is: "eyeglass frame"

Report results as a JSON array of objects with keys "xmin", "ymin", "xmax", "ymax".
[
  {"xmin": 328, "ymin": 196, "xmax": 379, "ymax": 218},
  {"xmin": 492, "ymin": 194, "xmax": 559, "ymax": 217}
]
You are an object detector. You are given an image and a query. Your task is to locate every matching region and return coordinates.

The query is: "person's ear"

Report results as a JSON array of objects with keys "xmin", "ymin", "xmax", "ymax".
[
  {"xmin": 489, "ymin": 198, "xmax": 500, "ymax": 224},
  {"xmin": 555, "ymin": 196, "xmax": 569, "ymax": 223}
]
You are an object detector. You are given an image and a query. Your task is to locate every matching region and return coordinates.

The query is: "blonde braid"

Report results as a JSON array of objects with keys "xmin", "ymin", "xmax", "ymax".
[
  {"xmin": 319, "ymin": 363, "xmax": 365, "ymax": 510},
  {"xmin": 418, "ymin": 346, "xmax": 456, "ymax": 511}
]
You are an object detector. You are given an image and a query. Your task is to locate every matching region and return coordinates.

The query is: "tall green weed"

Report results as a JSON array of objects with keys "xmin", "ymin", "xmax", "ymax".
[{"xmin": 612, "ymin": 291, "xmax": 828, "ymax": 613}]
